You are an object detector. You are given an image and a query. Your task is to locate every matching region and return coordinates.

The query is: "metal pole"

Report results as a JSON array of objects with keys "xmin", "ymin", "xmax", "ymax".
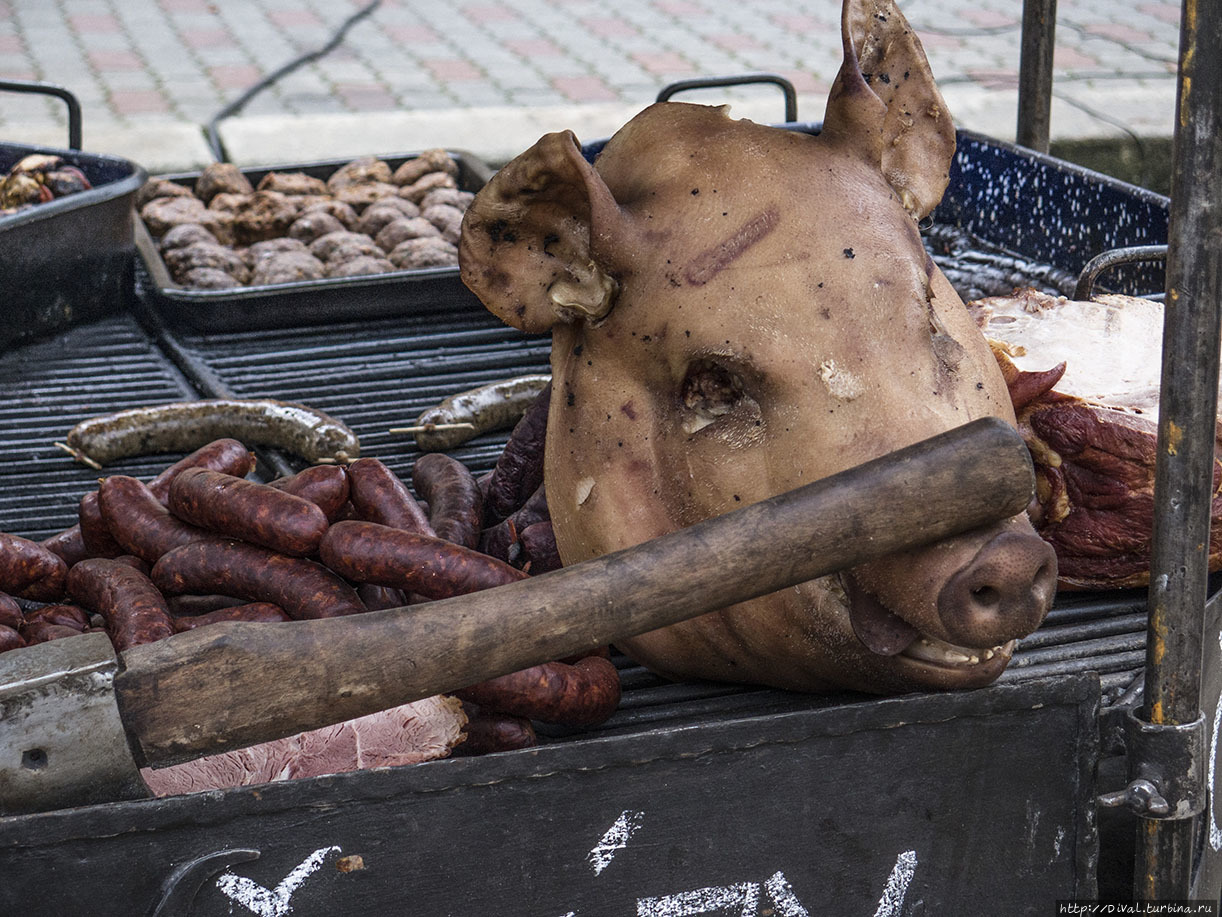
[
  {"xmin": 1136, "ymin": 0, "xmax": 1222, "ymax": 899},
  {"xmin": 1016, "ymin": 0, "xmax": 1057, "ymax": 153}
]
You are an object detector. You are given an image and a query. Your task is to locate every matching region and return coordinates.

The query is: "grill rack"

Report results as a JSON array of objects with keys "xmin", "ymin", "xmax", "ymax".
[{"xmin": 0, "ymin": 232, "xmax": 1159, "ymax": 742}]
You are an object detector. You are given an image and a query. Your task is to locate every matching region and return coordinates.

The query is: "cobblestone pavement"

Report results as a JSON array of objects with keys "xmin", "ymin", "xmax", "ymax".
[{"xmin": 0, "ymin": 0, "xmax": 1183, "ymax": 171}]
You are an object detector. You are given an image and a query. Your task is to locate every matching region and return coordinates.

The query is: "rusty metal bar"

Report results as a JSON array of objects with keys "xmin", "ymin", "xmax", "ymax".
[
  {"xmin": 1136, "ymin": 0, "xmax": 1222, "ymax": 899},
  {"xmin": 1016, "ymin": 0, "xmax": 1057, "ymax": 152}
]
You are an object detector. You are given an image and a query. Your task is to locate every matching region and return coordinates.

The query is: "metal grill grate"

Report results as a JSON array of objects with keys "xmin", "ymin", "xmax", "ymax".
[
  {"xmin": 0, "ymin": 314, "xmax": 200, "ymax": 538},
  {"xmin": 0, "ymin": 296, "xmax": 1153, "ymax": 734},
  {"xmin": 0, "ymin": 123, "xmax": 1178, "ymax": 731}
]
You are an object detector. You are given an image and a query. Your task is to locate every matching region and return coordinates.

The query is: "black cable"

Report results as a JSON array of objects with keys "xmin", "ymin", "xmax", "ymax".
[{"xmin": 204, "ymin": 0, "xmax": 382, "ymax": 162}]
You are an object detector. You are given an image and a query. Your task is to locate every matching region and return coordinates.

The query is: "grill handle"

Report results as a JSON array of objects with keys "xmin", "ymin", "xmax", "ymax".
[
  {"xmin": 0, "ymin": 79, "xmax": 82, "ymax": 151},
  {"xmin": 656, "ymin": 73, "xmax": 799, "ymax": 123},
  {"xmin": 1074, "ymin": 244, "xmax": 1168, "ymax": 301}
]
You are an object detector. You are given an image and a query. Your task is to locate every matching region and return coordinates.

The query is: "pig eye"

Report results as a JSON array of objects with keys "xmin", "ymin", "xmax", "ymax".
[{"xmin": 681, "ymin": 359, "xmax": 747, "ymax": 433}]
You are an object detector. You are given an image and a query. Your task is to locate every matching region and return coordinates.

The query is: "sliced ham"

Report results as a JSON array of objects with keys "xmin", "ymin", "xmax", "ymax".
[{"xmin": 141, "ymin": 694, "xmax": 467, "ymax": 796}]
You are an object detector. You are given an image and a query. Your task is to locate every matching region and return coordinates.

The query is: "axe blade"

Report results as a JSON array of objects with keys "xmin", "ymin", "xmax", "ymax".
[{"xmin": 0, "ymin": 631, "xmax": 149, "ymax": 816}]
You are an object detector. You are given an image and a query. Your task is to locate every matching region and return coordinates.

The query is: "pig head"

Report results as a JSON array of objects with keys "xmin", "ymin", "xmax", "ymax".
[{"xmin": 459, "ymin": 0, "xmax": 1057, "ymax": 694}]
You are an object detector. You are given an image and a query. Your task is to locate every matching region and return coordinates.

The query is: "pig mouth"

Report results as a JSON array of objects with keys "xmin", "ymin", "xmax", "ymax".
[{"xmin": 841, "ymin": 574, "xmax": 1015, "ymax": 672}]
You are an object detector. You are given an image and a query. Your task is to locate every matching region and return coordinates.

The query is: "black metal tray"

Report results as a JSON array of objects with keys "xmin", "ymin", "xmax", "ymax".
[
  {"xmin": 0, "ymin": 82, "xmax": 146, "ymax": 352},
  {"xmin": 133, "ymin": 150, "xmax": 494, "ymax": 332}
]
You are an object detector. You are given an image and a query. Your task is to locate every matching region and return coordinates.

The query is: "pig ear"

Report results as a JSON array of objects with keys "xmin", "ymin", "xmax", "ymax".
[
  {"xmin": 821, "ymin": 0, "xmax": 956, "ymax": 220},
  {"xmin": 459, "ymin": 130, "xmax": 627, "ymax": 334}
]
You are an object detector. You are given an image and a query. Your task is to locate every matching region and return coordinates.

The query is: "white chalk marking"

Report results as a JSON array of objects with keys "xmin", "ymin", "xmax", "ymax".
[
  {"xmin": 588, "ymin": 809, "xmax": 645, "ymax": 876},
  {"xmin": 215, "ymin": 845, "xmax": 341, "ymax": 916},
  {"xmin": 637, "ymin": 881, "xmax": 760, "ymax": 917},
  {"xmin": 873, "ymin": 850, "xmax": 918, "ymax": 917},
  {"xmin": 763, "ymin": 870, "xmax": 810, "ymax": 917}
]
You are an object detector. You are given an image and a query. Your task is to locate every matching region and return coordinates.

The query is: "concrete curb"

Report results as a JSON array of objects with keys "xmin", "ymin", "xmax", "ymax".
[{"xmin": 26, "ymin": 81, "xmax": 1176, "ymax": 178}]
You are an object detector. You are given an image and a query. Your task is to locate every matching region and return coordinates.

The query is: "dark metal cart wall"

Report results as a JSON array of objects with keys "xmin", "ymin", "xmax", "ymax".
[{"xmin": 1, "ymin": 5, "xmax": 1218, "ymax": 911}]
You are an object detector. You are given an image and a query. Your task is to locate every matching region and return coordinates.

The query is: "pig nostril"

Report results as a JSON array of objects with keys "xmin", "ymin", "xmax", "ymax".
[{"xmin": 971, "ymin": 585, "xmax": 1001, "ymax": 610}]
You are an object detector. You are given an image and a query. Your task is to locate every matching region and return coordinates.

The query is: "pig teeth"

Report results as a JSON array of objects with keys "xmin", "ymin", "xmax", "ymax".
[{"xmin": 903, "ymin": 635, "xmax": 1010, "ymax": 667}]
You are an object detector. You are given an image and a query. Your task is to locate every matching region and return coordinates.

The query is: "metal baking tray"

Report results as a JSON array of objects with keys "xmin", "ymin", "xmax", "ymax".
[
  {"xmin": 0, "ymin": 80, "xmax": 147, "ymax": 352},
  {"xmin": 133, "ymin": 150, "xmax": 495, "ymax": 332}
]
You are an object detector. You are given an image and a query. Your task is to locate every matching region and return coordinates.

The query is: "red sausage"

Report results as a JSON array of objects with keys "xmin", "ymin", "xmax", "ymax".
[
  {"xmin": 77, "ymin": 491, "xmax": 124, "ymax": 558},
  {"xmin": 484, "ymin": 383, "xmax": 549, "ymax": 522},
  {"xmin": 0, "ymin": 592, "xmax": 22, "ymax": 630},
  {"xmin": 0, "ymin": 624, "xmax": 25, "ymax": 653},
  {"xmin": 0, "ymin": 532, "xmax": 68, "ymax": 601},
  {"xmin": 356, "ymin": 582, "xmax": 409, "ymax": 611},
  {"xmin": 456, "ymin": 655, "xmax": 621, "ymax": 726},
  {"xmin": 166, "ymin": 593, "xmax": 246, "ymax": 617},
  {"xmin": 345, "ymin": 458, "xmax": 435, "ymax": 536},
  {"xmin": 22, "ymin": 603, "xmax": 89, "ymax": 632},
  {"xmin": 269, "ymin": 464, "xmax": 350, "ymax": 522},
  {"xmin": 319, "ymin": 520, "xmax": 526, "ymax": 600},
  {"xmin": 42, "ymin": 439, "xmax": 256, "ymax": 563},
  {"xmin": 412, "ymin": 453, "xmax": 484, "ymax": 549},
  {"xmin": 146, "ymin": 438, "xmax": 256, "ymax": 503},
  {"xmin": 458, "ymin": 711, "xmax": 538, "ymax": 754},
  {"xmin": 479, "ymin": 484, "xmax": 549, "ymax": 564},
  {"xmin": 518, "ymin": 520, "xmax": 561, "ymax": 574},
  {"xmin": 22, "ymin": 621, "xmax": 85, "ymax": 645},
  {"xmin": 111, "ymin": 555, "xmax": 152, "ymax": 576},
  {"xmin": 41, "ymin": 525, "xmax": 90, "ymax": 567},
  {"xmin": 152, "ymin": 540, "xmax": 366, "ymax": 620},
  {"xmin": 168, "ymin": 468, "xmax": 330, "ymax": 557},
  {"xmin": 66, "ymin": 557, "xmax": 175, "ymax": 650},
  {"xmin": 98, "ymin": 475, "xmax": 223, "ymax": 565},
  {"xmin": 172, "ymin": 602, "xmax": 292, "ymax": 632}
]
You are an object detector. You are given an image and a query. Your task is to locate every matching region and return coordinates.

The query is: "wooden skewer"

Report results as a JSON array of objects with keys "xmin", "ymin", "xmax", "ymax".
[
  {"xmin": 387, "ymin": 422, "xmax": 477, "ymax": 435},
  {"xmin": 53, "ymin": 441, "xmax": 103, "ymax": 470}
]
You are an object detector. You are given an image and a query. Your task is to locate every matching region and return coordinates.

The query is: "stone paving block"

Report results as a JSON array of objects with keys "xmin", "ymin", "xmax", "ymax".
[{"xmin": 0, "ymin": 0, "xmax": 1184, "ymax": 171}]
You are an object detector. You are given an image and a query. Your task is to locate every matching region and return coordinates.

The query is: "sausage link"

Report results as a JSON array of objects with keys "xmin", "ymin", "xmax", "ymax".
[
  {"xmin": 168, "ymin": 467, "xmax": 330, "ymax": 557},
  {"xmin": 0, "ymin": 623, "xmax": 25, "ymax": 653},
  {"xmin": 152, "ymin": 540, "xmax": 366, "ymax": 620},
  {"xmin": 483, "ymin": 382, "xmax": 550, "ymax": 523},
  {"xmin": 319, "ymin": 520, "xmax": 526, "ymax": 600},
  {"xmin": 22, "ymin": 621, "xmax": 84, "ymax": 645},
  {"xmin": 111, "ymin": 555, "xmax": 152, "ymax": 576},
  {"xmin": 145, "ymin": 438, "xmax": 257, "ymax": 503},
  {"xmin": 66, "ymin": 400, "xmax": 359, "ymax": 466},
  {"xmin": 269, "ymin": 464, "xmax": 350, "ymax": 522},
  {"xmin": 518, "ymin": 521, "xmax": 561, "ymax": 574},
  {"xmin": 41, "ymin": 525, "xmax": 90, "ymax": 567},
  {"xmin": 0, "ymin": 591, "xmax": 22, "ymax": 630},
  {"xmin": 41, "ymin": 439, "xmax": 256, "ymax": 564},
  {"xmin": 411, "ymin": 374, "xmax": 553, "ymax": 452},
  {"xmin": 0, "ymin": 532, "xmax": 69, "ymax": 601},
  {"xmin": 172, "ymin": 602, "xmax": 292, "ymax": 632},
  {"xmin": 78, "ymin": 491, "xmax": 124, "ymax": 558},
  {"xmin": 166, "ymin": 593, "xmax": 246, "ymax": 617},
  {"xmin": 458, "ymin": 711, "xmax": 538, "ymax": 754},
  {"xmin": 356, "ymin": 582, "xmax": 409, "ymax": 611},
  {"xmin": 98, "ymin": 475, "xmax": 223, "ymax": 565},
  {"xmin": 479, "ymin": 484, "xmax": 549, "ymax": 563},
  {"xmin": 412, "ymin": 453, "xmax": 484, "ymax": 549},
  {"xmin": 456, "ymin": 655, "xmax": 621, "ymax": 726},
  {"xmin": 66, "ymin": 557, "xmax": 175, "ymax": 650},
  {"xmin": 345, "ymin": 458, "xmax": 435, "ymax": 535},
  {"xmin": 22, "ymin": 603, "xmax": 89, "ymax": 632}
]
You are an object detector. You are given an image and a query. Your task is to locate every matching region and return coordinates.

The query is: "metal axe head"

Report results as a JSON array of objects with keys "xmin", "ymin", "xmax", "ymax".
[{"xmin": 0, "ymin": 631, "xmax": 149, "ymax": 816}]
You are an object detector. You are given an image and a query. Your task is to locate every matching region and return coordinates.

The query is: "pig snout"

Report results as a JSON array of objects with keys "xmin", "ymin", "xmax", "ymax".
[{"xmin": 937, "ymin": 529, "xmax": 1057, "ymax": 647}]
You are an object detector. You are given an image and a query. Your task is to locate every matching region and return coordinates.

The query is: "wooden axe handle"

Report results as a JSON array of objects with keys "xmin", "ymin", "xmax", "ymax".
[{"xmin": 116, "ymin": 417, "xmax": 1034, "ymax": 766}]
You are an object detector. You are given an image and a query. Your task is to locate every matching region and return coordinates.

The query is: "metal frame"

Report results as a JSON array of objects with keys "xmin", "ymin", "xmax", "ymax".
[{"xmin": 1017, "ymin": 0, "xmax": 1222, "ymax": 899}]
